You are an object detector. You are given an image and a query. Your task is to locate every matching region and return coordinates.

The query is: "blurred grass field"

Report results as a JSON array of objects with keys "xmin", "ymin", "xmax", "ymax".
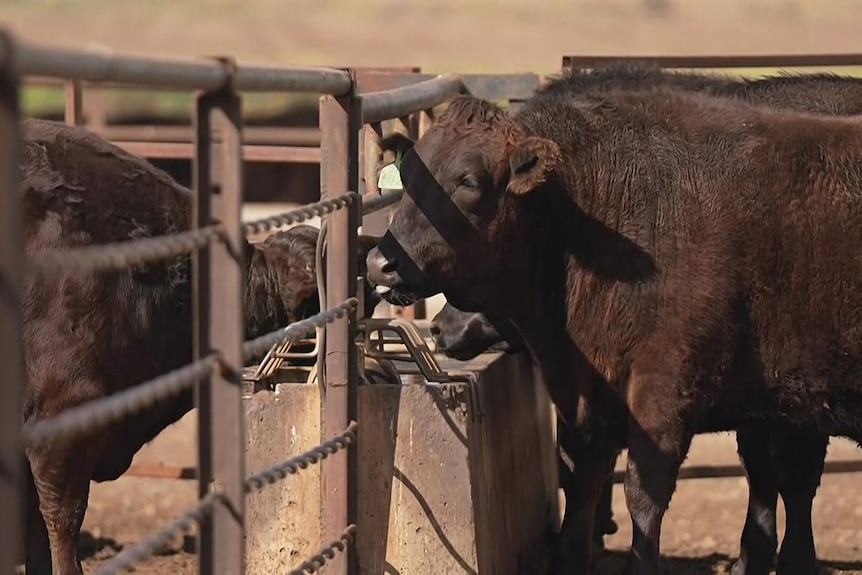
[{"xmin": 5, "ymin": 0, "xmax": 862, "ymax": 119}]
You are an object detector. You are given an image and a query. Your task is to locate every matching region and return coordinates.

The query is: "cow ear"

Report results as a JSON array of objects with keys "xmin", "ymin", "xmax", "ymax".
[
  {"xmin": 506, "ymin": 136, "xmax": 561, "ymax": 196},
  {"xmin": 379, "ymin": 132, "xmax": 416, "ymax": 165}
]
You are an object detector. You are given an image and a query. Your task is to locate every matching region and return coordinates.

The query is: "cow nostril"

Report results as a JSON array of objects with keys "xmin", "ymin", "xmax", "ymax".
[
  {"xmin": 381, "ymin": 258, "xmax": 398, "ymax": 274},
  {"xmin": 429, "ymin": 323, "xmax": 441, "ymax": 337}
]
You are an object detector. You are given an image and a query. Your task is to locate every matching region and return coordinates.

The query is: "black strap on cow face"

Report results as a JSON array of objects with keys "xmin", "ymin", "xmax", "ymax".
[
  {"xmin": 376, "ymin": 145, "xmax": 493, "ymax": 288},
  {"xmin": 376, "ymin": 145, "xmax": 527, "ymax": 352}
]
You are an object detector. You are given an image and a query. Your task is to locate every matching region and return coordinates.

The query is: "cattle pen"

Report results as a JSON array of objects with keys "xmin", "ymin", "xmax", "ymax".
[{"xmin": 4, "ymin": 25, "xmax": 862, "ymax": 575}]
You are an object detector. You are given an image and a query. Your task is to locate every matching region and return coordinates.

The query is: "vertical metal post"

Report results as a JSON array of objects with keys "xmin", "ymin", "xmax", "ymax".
[
  {"xmin": 319, "ymin": 73, "xmax": 360, "ymax": 575},
  {"xmin": 0, "ymin": 30, "xmax": 23, "ymax": 575},
  {"xmin": 419, "ymin": 108, "xmax": 434, "ymax": 138},
  {"xmin": 193, "ymin": 59, "xmax": 245, "ymax": 575},
  {"xmin": 390, "ymin": 113, "xmax": 424, "ymax": 320},
  {"xmin": 362, "ymin": 124, "xmax": 382, "ymax": 196},
  {"xmin": 64, "ymin": 80, "xmax": 83, "ymax": 126}
]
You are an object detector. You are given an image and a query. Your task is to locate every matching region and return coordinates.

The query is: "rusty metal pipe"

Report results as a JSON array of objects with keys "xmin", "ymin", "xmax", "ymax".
[
  {"xmin": 193, "ymin": 78, "xmax": 246, "ymax": 574},
  {"xmin": 319, "ymin": 87, "xmax": 361, "ymax": 575},
  {"xmin": 97, "ymin": 126, "xmax": 321, "ymax": 147},
  {"xmin": 562, "ymin": 53, "xmax": 862, "ymax": 70},
  {"xmin": 360, "ymin": 75, "xmax": 463, "ymax": 125},
  {"xmin": 361, "ymin": 189, "xmax": 403, "ymax": 216},
  {"xmin": 9, "ymin": 38, "xmax": 351, "ymax": 94}
]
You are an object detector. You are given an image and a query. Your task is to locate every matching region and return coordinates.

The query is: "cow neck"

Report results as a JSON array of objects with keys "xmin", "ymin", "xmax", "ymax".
[{"xmin": 495, "ymin": 181, "xmax": 587, "ymax": 414}]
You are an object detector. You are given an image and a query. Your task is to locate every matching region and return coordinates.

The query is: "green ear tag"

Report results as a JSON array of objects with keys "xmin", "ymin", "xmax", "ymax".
[{"xmin": 377, "ymin": 148, "xmax": 404, "ymax": 190}]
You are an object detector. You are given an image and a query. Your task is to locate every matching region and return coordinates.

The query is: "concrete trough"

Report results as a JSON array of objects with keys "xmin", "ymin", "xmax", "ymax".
[{"xmin": 243, "ymin": 350, "xmax": 559, "ymax": 575}]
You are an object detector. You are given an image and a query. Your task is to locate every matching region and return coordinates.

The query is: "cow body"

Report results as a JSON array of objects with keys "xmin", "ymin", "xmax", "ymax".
[
  {"xmin": 19, "ymin": 118, "xmax": 378, "ymax": 574},
  {"xmin": 416, "ymin": 65, "xmax": 862, "ymax": 575},
  {"xmin": 366, "ymin": 88, "xmax": 862, "ymax": 574}
]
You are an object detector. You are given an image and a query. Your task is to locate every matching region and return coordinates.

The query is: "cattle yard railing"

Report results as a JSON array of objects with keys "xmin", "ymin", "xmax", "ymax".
[
  {"xmin": 0, "ymin": 27, "xmax": 540, "ymax": 575},
  {"xmin": 0, "ymin": 30, "xmax": 366, "ymax": 575}
]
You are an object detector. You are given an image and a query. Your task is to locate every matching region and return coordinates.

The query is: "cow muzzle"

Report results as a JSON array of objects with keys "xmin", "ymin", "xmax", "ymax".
[
  {"xmin": 365, "ymin": 246, "xmax": 418, "ymax": 307},
  {"xmin": 366, "ymin": 246, "xmax": 401, "ymax": 292}
]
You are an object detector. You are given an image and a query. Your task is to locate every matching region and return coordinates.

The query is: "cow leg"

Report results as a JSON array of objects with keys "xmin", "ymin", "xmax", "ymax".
[
  {"xmin": 25, "ymin": 435, "xmax": 99, "ymax": 575},
  {"xmin": 24, "ymin": 465, "xmax": 53, "ymax": 575},
  {"xmin": 773, "ymin": 428, "xmax": 827, "ymax": 575},
  {"xmin": 623, "ymin": 373, "xmax": 693, "ymax": 575},
  {"xmin": 595, "ymin": 451, "xmax": 619, "ymax": 539},
  {"xmin": 731, "ymin": 426, "xmax": 779, "ymax": 575},
  {"xmin": 551, "ymin": 427, "xmax": 617, "ymax": 574}
]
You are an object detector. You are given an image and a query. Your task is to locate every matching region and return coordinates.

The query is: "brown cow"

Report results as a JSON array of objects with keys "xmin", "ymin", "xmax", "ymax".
[
  {"xmin": 366, "ymin": 89, "xmax": 862, "ymax": 574},
  {"xmin": 19, "ymin": 118, "xmax": 379, "ymax": 574},
  {"xmin": 419, "ymin": 63, "xmax": 862, "ymax": 575}
]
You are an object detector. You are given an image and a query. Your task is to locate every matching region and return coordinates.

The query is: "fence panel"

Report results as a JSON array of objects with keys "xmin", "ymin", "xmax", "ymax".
[
  {"xmin": 4, "ymin": 29, "xmax": 366, "ymax": 575},
  {"xmin": 0, "ymin": 29, "xmax": 23, "ymax": 575}
]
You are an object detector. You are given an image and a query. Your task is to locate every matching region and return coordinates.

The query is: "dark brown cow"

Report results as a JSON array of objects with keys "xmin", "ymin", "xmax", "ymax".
[
  {"xmin": 414, "ymin": 64, "xmax": 862, "ymax": 575},
  {"xmin": 19, "ymin": 118, "xmax": 379, "ymax": 574},
  {"xmin": 366, "ymin": 88, "xmax": 862, "ymax": 575}
]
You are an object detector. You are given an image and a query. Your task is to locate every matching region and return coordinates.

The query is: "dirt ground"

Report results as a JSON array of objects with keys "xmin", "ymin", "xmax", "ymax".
[
  {"xmin": 78, "ymin": 413, "xmax": 862, "ymax": 574},
  {"xmin": 7, "ymin": 1, "xmax": 862, "ymax": 572}
]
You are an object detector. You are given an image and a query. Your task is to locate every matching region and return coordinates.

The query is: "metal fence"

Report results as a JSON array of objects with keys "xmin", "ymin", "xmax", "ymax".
[{"xmin": 0, "ymin": 29, "xmax": 470, "ymax": 575}]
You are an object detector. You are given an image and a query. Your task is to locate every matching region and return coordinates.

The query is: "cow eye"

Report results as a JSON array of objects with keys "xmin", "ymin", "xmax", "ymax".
[{"xmin": 460, "ymin": 175, "xmax": 481, "ymax": 190}]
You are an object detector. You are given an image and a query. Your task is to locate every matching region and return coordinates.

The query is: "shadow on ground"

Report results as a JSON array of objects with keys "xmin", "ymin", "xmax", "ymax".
[
  {"xmin": 79, "ymin": 529, "xmax": 197, "ymax": 562},
  {"xmin": 592, "ymin": 550, "xmax": 862, "ymax": 575}
]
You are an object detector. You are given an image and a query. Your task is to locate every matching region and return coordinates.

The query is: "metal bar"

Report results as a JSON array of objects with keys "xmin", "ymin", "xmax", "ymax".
[
  {"xmin": 21, "ymin": 65, "xmax": 419, "ymax": 89},
  {"xmin": 397, "ymin": 113, "xmax": 423, "ymax": 320},
  {"xmin": 361, "ymin": 75, "xmax": 463, "ymax": 124},
  {"xmin": 10, "ymin": 39, "xmax": 351, "ymax": 93},
  {"xmin": 64, "ymin": 79, "xmax": 83, "ymax": 126},
  {"xmin": 319, "ymin": 80, "xmax": 360, "ymax": 575},
  {"xmin": 419, "ymin": 108, "xmax": 434, "ymax": 137},
  {"xmin": 0, "ymin": 29, "xmax": 22, "ymax": 575},
  {"xmin": 361, "ymin": 189, "xmax": 403, "ymax": 216},
  {"xmin": 193, "ymin": 59, "xmax": 246, "ymax": 575},
  {"xmin": 126, "ymin": 463, "xmax": 198, "ymax": 480},
  {"xmin": 610, "ymin": 458, "xmax": 862, "ymax": 484},
  {"xmin": 561, "ymin": 53, "xmax": 862, "ymax": 70},
  {"xmin": 114, "ymin": 141, "xmax": 321, "ymax": 163},
  {"xmin": 97, "ymin": 125, "xmax": 321, "ymax": 147},
  {"xmin": 362, "ymin": 123, "xmax": 382, "ymax": 195},
  {"xmin": 356, "ymin": 72, "xmax": 540, "ymax": 100}
]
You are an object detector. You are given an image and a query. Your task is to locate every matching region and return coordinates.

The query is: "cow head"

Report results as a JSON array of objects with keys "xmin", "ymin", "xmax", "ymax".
[
  {"xmin": 366, "ymin": 95, "xmax": 562, "ymax": 314},
  {"xmin": 430, "ymin": 302, "xmax": 527, "ymax": 361},
  {"xmin": 247, "ymin": 225, "xmax": 382, "ymax": 336}
]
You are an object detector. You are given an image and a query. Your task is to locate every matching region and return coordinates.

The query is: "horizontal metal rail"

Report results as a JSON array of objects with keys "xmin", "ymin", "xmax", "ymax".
[
  {"xmin": 361, "ymin": 74, "xmax": 464, "ymax": 124},
  {"xmin": 7, "ymin": 37, "xmax": 352, "ymax": 94},
  {"xmin": 115, "ymin": 141, "xmax": 321, "ymax": 163},
  {"xmin": 361, "ymin": 189, "xmax": 403, "ymax": 215},
  {"xmin": 97, "ymin": 125, "xmax": 321, "ymax": 147},
  {"xmin": 609, "ymin": 457, "xmax": 862, "ymax": 483},
  {"xmin": 562, "ymin": 53, "xmax": 862, "ymax": 70},
  {"xmin": 356, "ymin": 72, "xmax": 540, "ymax": 101}
]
